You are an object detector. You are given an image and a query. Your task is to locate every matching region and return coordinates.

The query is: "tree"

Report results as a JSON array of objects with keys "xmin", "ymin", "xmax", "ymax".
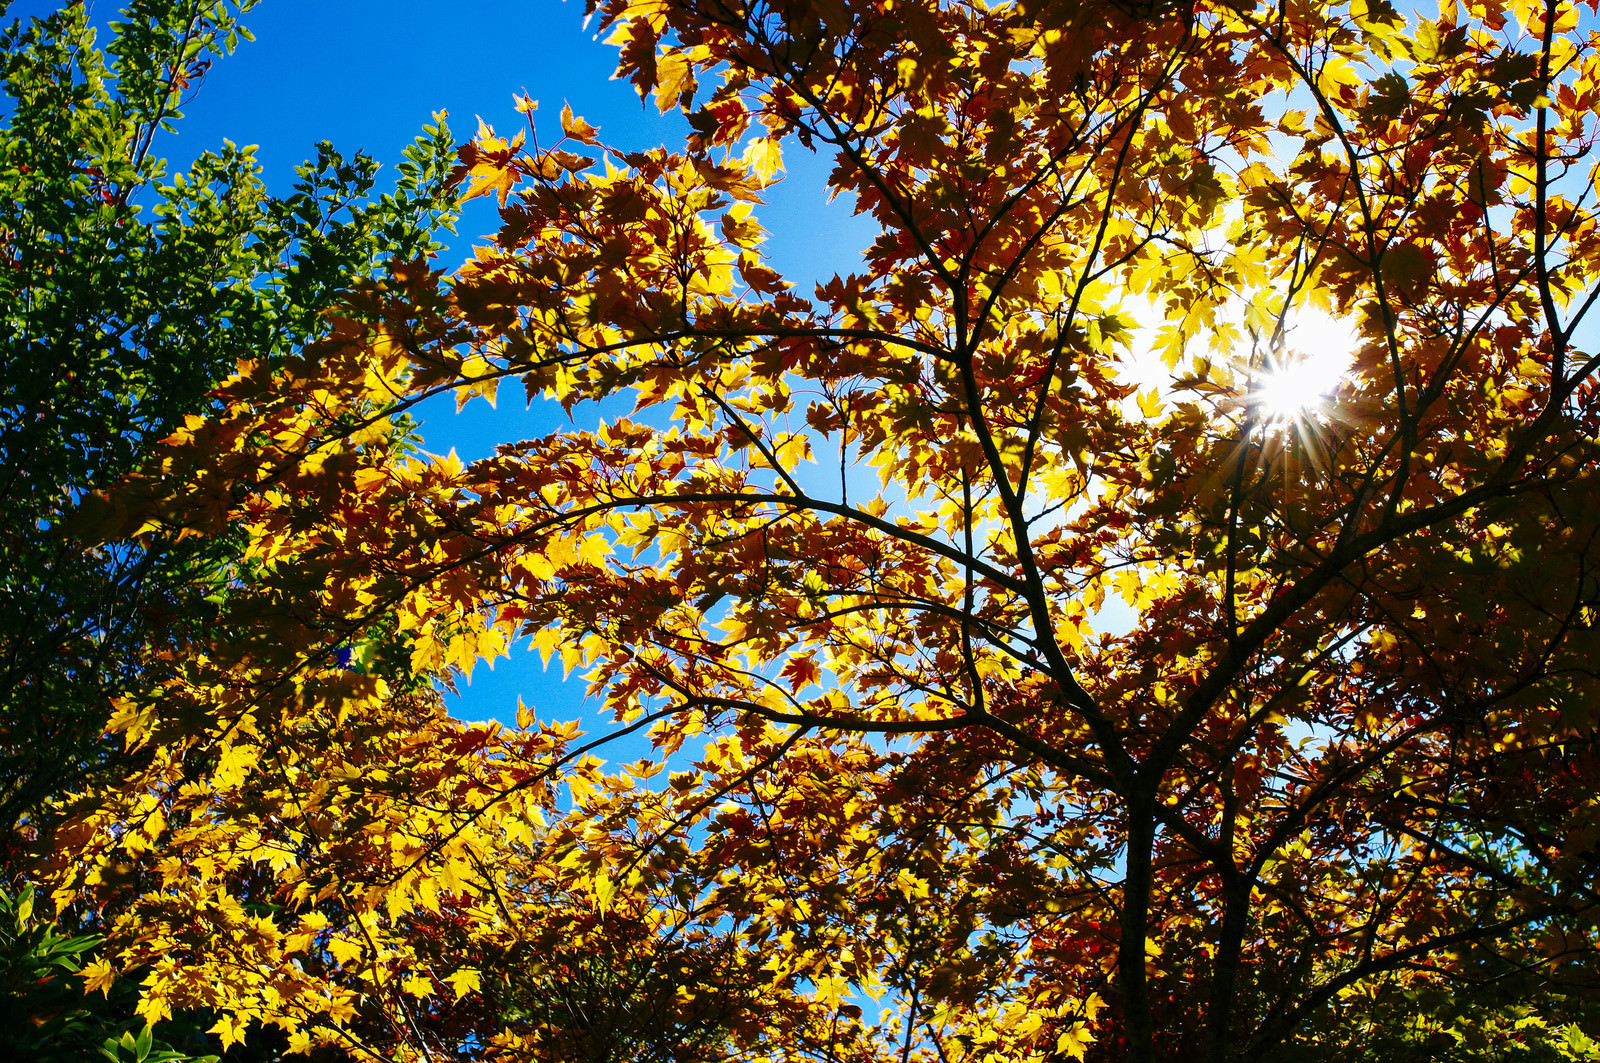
[
  {"xmin": 49, "ymin": 0, "xmax": 1600, "ymax": 1059},
  {"xmin": 0, "ymin": 0, "xmax": 457, "ymax": 854},
  {"xmin": 0, "ymin": 1, "xmax": 459, "ymax": 1058}
]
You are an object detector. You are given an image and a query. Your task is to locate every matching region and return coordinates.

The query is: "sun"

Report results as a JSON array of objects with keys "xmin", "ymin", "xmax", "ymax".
[{"xmin": 1249, "ymin": 311, "xmax": 1358, "ymax": 424}]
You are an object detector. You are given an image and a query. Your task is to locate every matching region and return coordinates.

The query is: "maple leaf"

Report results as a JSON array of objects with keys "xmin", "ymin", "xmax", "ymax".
[
  {"xmin": 561, "ymin": 103, "xmax": 601, "ymax": 145},
  {"xmin": 209, "ymin": 1013, "xmax": 249, "ymax": 1051},
  {"xmin": 453, "ymin": 117, "xmax": 527, "ymax": 206},
  {"xmin": 445, "ymin": 966, "xmax": 482, "ymax": 999},
  {"xmin": 81, "ymin": 958, "xmax": 117, "ymax": 997}
]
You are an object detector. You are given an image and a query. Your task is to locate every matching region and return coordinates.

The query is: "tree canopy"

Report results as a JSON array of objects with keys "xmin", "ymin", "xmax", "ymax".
[
  {"xmin": 49, "ymin": 0, "xmax": 1600, "ymax": 1060},
  {"xmin": 0, "ymin": 0, "xmax": 458, "ymax": 851},
  {"xmin": 0, "ymin": 0, "xmax": 458, "ymax": 1058}
]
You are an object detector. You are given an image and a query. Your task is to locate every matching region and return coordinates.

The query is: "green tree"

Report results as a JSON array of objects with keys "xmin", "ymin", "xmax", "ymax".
[
  {"xmin": 0, "ymin": 2, "xmax": 458, "ymax": 1059},
  {"xmin": 0, "ymin": 0, "xmax": 457, "ymax": 858}
]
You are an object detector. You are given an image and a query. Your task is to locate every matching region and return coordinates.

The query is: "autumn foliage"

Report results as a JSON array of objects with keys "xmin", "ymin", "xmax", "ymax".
[{"xmin": 45, "ymin": 0, "xmax": 1600, "ymax": 1059}]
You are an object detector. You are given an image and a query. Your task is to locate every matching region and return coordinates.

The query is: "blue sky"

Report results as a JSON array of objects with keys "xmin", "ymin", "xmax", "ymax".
[{"xmin": 11, "ymin": 0, "xmax": 874, "ymax": 738}]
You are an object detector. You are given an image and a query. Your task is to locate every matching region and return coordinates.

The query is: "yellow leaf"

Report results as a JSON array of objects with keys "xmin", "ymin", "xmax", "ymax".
[
  {"xmin": 446, "ymin": 967, "xmax": 482, "ymax": 1000},
  {"xmin": 213, "ymin": 743, "xmax": 259, "ymax": 791},
  {"xmin": 1315, "ymin": 56, "xmax": 1363, "ymax": 98},
  {"xmin": 592, "ymin": 870, "xmax": 617, "ymax": 910},
  {"xmin": 106, "ymin": 698, "xmax": 153, "ymax": 750},
  {"xmin": 532, "ymin": 626, "xmax": 563, "ymax": 667},
  {"xmin": 1056, "ymin": 1023, "xmax": 1095, "ymax": 1061},
  {"xmin": 326, "ymin": 936, "xmax": 363, "ymax": 966},
  {"xmin": 561, "ymin": 103, "xmax": 600, "ymax": 145},
  {"xmin": 812, "ymin": 971, "xmax": 848, "ymax": 1010},
  {"xmin": 744, "ymin": 137, "xmax": 783, "ymax": 182},
  {"xmin": 135, "ymin": 987, "xmax": 172, "ymax": 1025},
  {"xmin": 654, "ymin": 51, "xmax": 694, "ymax": 113},
  {"xmin": 209, "ymin": 1013, "xmax": 249, "ymax": 1051},
  {"xmin": 577, "ymin": 533, "xmax": 611, "ymax": 567},
  {"xmin": 81, "ymin": 958, "xmax": 116, "ymax": 997}
]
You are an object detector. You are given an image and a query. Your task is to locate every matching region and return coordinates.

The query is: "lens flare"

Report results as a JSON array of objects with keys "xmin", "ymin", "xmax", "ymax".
[{"xmin": 1249, "ymin": 313, "xmax": 1358, "ymax": 425}]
